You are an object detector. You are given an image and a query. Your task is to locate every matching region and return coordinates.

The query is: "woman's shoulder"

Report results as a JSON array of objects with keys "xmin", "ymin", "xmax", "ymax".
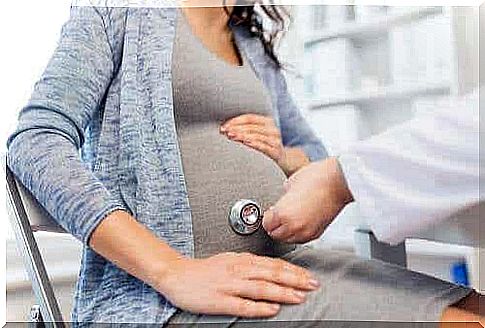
[{"xmin": 70, "ymin": 5, "xmax": 130, "ymax": 68}]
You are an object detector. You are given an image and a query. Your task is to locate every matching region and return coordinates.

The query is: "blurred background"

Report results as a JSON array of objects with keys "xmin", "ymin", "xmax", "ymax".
[{"xmin": 2, "ymin": 2, "xmax": 481, "ymax": 322}]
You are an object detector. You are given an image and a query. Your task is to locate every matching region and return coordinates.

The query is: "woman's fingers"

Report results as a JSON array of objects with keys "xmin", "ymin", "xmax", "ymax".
[
  {"xmin": 221, "ymin": 296, "xmax": 281, "ymax": 318},
  {"xmin": 230, "ymin": 132, "xmax": 282, "ymax": 160},
  {"xmin": 225, "ymin": 124, "xmax": 280, "ymax": 138},
  {"xmin": 245, "ymin": 139, "xmax": 280, "ymax": 159},
  {"xmin": 221, "ymin": 113, "xmax": 272, "ymax": 129},
  {"xmin": 229, "ymin": 280, "xmax": 307, "ymax": 305},
  {"xmin": 243, "ymin": 256, "xmax": 320, "ymax": 291},
  {"xmin": 220, "ymin": 114, "xmax": 284, "ymax": 161}
]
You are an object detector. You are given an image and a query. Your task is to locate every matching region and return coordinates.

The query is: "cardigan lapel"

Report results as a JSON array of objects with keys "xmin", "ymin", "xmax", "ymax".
[
  {"xmin": 118, "ymin": 7, "xmax": 194, "ymax": 256},
  {"xmin": 118, "ymin": 7, "xmax": 143, "ymax": 215}
]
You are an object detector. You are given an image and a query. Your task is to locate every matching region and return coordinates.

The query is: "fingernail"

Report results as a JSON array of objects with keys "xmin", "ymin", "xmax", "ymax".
[
  {"xmin": 308, "ymin": 279, "xmax": 320, "ymax": 289},
  {"xmin": 269, "ymin": 224, "xmax": 286, "ymax": 238},
  {"xmin": 270, "ymin": 304, "xmax": 280, "ymax": 311},
  {"xmin": 227, "ymin": 132, "xmax": 235, "ymax": 138}
]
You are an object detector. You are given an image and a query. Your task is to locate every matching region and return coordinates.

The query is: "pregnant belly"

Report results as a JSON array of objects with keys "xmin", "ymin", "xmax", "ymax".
[{"xmin": 177, "ymin": 123, "xmax": 296, "ymax": 258}]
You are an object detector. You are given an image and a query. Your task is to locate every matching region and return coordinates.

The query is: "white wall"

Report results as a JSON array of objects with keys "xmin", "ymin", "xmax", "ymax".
[{"xmin": 1, "ymin": 1, "xmax": 76, "ymax": 322}]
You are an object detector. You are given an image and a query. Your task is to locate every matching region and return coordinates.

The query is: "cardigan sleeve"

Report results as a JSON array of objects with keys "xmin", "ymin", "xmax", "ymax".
[
  {"xmin": 276, "ymin": 71, "xmax": 328, "ymax": 162},
  {"xmin": 6, "ymin": 6, "xmax": 126, "ymax": 245}
]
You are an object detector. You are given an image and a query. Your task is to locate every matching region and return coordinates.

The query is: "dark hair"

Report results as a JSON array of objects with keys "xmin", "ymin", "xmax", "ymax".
[{"xmin": 224, "ymin": 1, "xmax": 289, "ymax": 68}]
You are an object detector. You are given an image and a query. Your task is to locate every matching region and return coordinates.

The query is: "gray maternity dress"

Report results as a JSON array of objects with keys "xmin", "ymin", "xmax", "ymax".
[{"xmin": 166, "ymin": 11, "xmax": 472, "ymax": 327}]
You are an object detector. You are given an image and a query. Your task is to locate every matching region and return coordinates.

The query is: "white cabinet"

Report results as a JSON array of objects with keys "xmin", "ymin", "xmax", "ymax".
[
  {"xmin": 390, "ymin": 14, "xmax": 452, "ymax": 86},
  {"xmin": 299, "ymin": 5, "xmax": 453, "ymax": 109},
  {"xmin": 306, "ymin": 105, "xmax": 362, "ymax": 156},
  {"xmin": 304, "ymin": 39, "xmax": 354, "ymax": 98},
  {"xmin": 286, "ymin": 5, "xmax": 479, "ymax": 286}
]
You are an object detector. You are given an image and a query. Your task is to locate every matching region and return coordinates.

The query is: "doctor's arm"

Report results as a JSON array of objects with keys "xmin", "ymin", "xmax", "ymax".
[{"xmin": 263, "ymin": 92, "xmax": 480, "ymax": 245}]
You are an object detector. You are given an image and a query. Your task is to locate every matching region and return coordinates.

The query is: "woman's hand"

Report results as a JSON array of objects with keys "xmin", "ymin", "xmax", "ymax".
[
  {"xmin": 263, "ymin": 157, "xmax": 354, "ymax": 244},
  {"xmin": 158, "ymin": 252, "xmax": 320, "ymax": 318},
  {"xmin": 220, "ymin": 114, "xmax": 310, "ymax": 176}
]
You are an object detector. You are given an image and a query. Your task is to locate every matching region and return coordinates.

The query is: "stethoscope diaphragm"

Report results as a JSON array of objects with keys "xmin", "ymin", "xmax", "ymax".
[{"xmin": 228, "ymin": 199, "xmax": 262, "ymax": 235}]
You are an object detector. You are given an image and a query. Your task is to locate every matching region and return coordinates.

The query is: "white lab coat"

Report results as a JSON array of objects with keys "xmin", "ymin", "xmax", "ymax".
[{"xmin": 338, "ymin": 90, "xmax": 481, "ymax": 245}]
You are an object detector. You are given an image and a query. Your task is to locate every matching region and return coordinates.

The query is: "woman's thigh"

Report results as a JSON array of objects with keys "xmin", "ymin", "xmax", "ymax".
[{"xmin": 166, "ymin": 246, "xmax": 473, "ymax": 327}]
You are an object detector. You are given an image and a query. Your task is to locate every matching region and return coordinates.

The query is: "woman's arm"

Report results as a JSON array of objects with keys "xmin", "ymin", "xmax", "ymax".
[
  {"xmin": 88, "ymin": 210, "xmax": 183, "ymax": 292},
  {"xmin": 7, "ymin": 6, "xmax": 125, "ymax": 244},
  {"xmin": 90, "ymin": 209, "xmax": 320, "ymax": 318}
]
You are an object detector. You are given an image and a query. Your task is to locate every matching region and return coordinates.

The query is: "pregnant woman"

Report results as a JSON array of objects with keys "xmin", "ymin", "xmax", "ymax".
[{"xmin": 7, "ymin": 1, "xmax": 477, "ymax": 327}]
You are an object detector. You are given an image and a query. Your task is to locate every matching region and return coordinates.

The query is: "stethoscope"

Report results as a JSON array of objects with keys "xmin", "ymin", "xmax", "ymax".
[{"xmin": 228, "ymin": 199, "xmax": 263, "ymax": 235}]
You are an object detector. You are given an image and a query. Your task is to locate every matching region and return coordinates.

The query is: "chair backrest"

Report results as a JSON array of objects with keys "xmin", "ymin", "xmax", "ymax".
[
  {"xmin": 6, "ymin": 163, "xmax": 66, "ymax": 233},
  {"xmin": 5, "ymin": 155, "xmax": 66, "ymax": 326}
]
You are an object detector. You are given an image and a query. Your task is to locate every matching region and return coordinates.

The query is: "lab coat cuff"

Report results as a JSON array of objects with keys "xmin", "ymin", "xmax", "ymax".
[
  {"xmin": 337, "ymin": 153, "xmax": 365, "ymax": 210},
  {"xmin": 337, "ymin": 153, "xmax": 395, "ymax": 244}
]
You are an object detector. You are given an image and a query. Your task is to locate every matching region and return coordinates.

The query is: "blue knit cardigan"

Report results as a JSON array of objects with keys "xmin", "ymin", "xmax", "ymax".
[{"xmin": 7, "ymin": 5, "xmax": 327, "ymax": 326}]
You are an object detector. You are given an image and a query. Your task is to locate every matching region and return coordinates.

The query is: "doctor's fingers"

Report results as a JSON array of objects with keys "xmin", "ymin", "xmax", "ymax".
[
  {"xmin": 267, "ymin": 223, "xmax": 294, "ymax": 242},
  {"xmin": 284, "ymin": 229, "xmax": 322, "ymax": 244},
  {"xmin": 285, "ymin": 215, "xmax": 329, "ymax": 244},
  {"xmin": 268, "ymin": 204, "xmax": 317, "ymax": 242},
  {"xmin": 264, "ymin": 213, "xmax": 301, "ymax": 243},
  {"xmin": 262, "ymin": 207, "xmax": 282, "ymax": 233},
  {"xmin": 264, "ymin": 195, "xmax": 303, "ymax": 235}
]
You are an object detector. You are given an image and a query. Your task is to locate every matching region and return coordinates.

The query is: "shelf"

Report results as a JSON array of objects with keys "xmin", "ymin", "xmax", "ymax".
[
  {"xmin": 308, "ymin": 81, "xmax": 450, "ymax": 109},
  {"xmin": 305, "ymin": 7, "xmax": 443, "ymax": 46}
]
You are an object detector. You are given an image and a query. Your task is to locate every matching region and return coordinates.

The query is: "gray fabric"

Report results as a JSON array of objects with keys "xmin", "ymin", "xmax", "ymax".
[
  {"xmin": 172, "ymin": 11, "xmax": 295, "ymax": 259},
  {"xmin": 167, "ymin": 246, "xmax": 473, "ymax": 327}
]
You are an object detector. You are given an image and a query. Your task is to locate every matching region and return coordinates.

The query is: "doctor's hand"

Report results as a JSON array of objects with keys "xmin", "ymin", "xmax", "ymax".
[
  {"xmin": 263, "ymin": 157, "xmax": 354, "ymax": 243},
  {"xmin": 159, "ymin": 252, "xmax": 320, "ymax": 318},
  {"xmin": 220, "ymin": 114, "xmax": 310, "ymax": 176}
]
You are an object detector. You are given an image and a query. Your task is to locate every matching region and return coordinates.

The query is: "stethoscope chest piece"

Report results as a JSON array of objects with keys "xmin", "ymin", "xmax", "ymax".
[{"xmin": 229, "ymin": 199, "xmax": 262, "ymax": 235}]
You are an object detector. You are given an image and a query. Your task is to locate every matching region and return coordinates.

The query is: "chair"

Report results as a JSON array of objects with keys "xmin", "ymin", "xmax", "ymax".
[
  {"xmin": 354, "ymin": 204, "xmax": 483, "ymax": 290},
  {"xmin": 5, "ymin": 156, "xmax": 67, "ymax": 328}
]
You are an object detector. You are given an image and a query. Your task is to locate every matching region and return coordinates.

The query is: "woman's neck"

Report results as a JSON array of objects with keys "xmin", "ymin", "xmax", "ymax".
[{"xmin": 181, "ymin": 1, "xmax": 234, "ymax": 33}]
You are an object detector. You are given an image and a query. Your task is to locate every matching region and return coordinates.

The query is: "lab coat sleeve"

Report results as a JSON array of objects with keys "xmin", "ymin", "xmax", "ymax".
[
  {"xmin": 338, "ymin": 92, "xmax": 480, "ymax": 245},
  {"xmin": 6, "ymin": 6, "xmax": 127, "ymax": 245}
]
